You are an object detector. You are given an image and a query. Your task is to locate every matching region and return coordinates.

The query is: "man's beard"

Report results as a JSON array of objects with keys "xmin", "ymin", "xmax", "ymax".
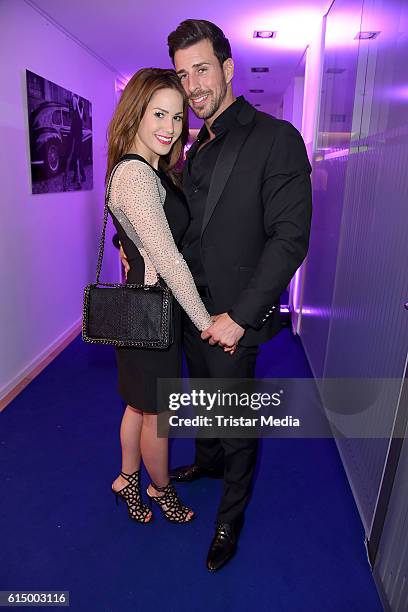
[{"xmin": 189, "ymin": 79, "xmax": 228, "ymax": 120}]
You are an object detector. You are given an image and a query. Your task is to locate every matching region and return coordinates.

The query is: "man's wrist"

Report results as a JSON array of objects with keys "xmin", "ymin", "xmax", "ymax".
[{"xmin": 228, "ymin": 310, "xmax": 250, "ymax": 330}]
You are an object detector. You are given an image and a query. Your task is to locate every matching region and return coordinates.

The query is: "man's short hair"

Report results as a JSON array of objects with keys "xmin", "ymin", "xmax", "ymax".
[{"xmin": 168, "ymin": 19, "xmax": 232, "ymax": 67}]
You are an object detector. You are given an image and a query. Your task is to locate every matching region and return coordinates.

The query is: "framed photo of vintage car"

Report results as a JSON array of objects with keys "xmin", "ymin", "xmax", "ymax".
[{"xmin": 26, "ymin": 70, "xmax": 93, "ymax": 194}]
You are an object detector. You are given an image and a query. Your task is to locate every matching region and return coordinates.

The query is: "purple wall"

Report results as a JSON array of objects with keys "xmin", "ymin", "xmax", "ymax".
[
  {"xmin": 0, "ymin": 0, "xmax": 118, "ymax": 399},
  {"xmin": 300, "ymin": 0, "xmax": 408, "ymax": 536}
]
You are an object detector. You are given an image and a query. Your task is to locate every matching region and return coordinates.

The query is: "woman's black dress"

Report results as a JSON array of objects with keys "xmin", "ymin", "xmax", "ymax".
[{"xmin": 109, "ymin": 154, "xmax": 192, "ymax": 413}]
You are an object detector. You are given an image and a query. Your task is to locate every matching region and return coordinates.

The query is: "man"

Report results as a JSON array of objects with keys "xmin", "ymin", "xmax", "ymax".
[
  {"xmin": 122, "ymin": 19, "xmax": 312, "ymax": 571},
  {"xmin": 63, "ymin": 93, "xmax": 86, "ymax": 191}
]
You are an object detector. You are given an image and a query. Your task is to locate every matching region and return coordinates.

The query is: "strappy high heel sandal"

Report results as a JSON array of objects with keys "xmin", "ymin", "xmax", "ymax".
[
  {"xmin": 112, "ymin": 470, "xmax": 152, "ymax": 524},
  {"xmin": 146, "ymin": 481, "xmax": 195, "ymax": 523}
]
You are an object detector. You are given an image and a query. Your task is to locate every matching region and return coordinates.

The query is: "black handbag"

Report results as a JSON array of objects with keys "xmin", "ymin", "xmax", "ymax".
[{"xmin": 82, "ymin": 161, "xmax": 174, "ymax": 348}]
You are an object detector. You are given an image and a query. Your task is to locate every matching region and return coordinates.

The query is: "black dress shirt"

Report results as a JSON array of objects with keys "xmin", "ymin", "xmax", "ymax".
[{"xmin": 182, "ymin": 96, "xmax": 249, "ymax": 328}]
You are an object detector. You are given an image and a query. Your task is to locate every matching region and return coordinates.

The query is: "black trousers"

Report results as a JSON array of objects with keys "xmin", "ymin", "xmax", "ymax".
[{"xmin": 183, "ymin": 300, "xmax": 259, "ymax": 525}]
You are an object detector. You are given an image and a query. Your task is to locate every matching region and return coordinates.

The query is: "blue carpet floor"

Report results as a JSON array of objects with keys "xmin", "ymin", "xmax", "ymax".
[{"xmin": 0, "ymin": 330, "xmax": 383, "ymax": 612}]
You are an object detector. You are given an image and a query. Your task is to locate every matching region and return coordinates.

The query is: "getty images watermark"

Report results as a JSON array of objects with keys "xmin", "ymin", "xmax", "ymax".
[
  {"xmin": 157, "ymin": 378, "xmax": 407, "ymax": 439},
  {"xmin": 157, "ymin": 378, "xmax": 307, "ymax": 438},
  {"xmin": 166, "ymin": 388, "xmax": 300, "ymax": 429}
]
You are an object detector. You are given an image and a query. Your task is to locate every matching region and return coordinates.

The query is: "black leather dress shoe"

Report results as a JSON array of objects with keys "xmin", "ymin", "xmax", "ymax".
[
  {"xmin": 206, "ymin": 523, "xmax": 237, "ymax": 572},
  {"xmin": 169, "ymin": 464, "xmax": 223, "ymax": 483}
]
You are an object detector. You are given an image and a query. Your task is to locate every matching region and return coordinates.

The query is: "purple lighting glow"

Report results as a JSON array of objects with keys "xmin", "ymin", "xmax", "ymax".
[
  {"xmin": 299, "ymin": 307, "xmax": 331, "ymax": 318},
  {"xmin": 386, "ymin": 86, "xmax": 408, "ymax": 101},
  {"xmin": 291, "ymin": 267, "xmax": 302, "ymax": 315}
]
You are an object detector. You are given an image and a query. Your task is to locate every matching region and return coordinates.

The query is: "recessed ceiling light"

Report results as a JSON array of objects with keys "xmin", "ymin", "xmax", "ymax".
[
  {"xmin": 251, "ymin": 67, "xmax": 269, "ymax": 72},
  {"xmin": 355, "ymin": 31, "xmax": 381, "ymax": 40},
  {"xmin": 249, "ymin": 89, "xmax": 264, "ymax": 93},
  {"xmin": 253, "ymin": 31, "xmax": 276, "ymax": 39}
]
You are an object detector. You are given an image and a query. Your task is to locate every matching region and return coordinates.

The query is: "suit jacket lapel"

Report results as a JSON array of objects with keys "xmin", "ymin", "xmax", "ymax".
[{"xmin": 200, "ymin": 121, "xmax": 253, "ymax": 238}]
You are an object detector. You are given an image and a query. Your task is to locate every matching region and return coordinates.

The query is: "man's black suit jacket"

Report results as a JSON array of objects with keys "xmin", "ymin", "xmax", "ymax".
[{"xmin": 182, "ymin": 97, "xmax": 312, "ymax": 346}]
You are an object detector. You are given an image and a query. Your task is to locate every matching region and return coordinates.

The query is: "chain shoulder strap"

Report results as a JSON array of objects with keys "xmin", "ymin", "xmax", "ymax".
[{"xmin": 94, "ymin": 160, "xmax": 127, "ymax": 284}]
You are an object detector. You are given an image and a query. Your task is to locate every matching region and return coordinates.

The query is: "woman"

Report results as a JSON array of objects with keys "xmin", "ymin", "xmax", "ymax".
[{"xmin": 106, "ymin": 68, "xmax": 230, "ymax": 524}]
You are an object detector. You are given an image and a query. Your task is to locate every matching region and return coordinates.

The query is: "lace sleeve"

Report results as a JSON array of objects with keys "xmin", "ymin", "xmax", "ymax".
[{"xmin": 108, "ymin": 160, "xmax": 212, "ymax": 331}]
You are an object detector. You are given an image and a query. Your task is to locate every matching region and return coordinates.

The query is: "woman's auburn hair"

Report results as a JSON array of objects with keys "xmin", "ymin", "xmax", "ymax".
[{"xmin": 106, "ymin": 68, "xmax": 189, "ymax": 185}]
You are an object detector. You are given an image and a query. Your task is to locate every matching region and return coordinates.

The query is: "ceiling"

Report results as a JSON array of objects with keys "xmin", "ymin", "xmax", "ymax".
[{"xmin": 28, "ymin": 0, "xmax": 332, "ymax": 125}]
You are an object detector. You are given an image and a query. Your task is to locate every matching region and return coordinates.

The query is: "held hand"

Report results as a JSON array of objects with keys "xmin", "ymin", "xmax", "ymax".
[
  {"xmin": 201, "ymin": 313, "xmax": 245, "ymax": 352},
  {"xmin": 119, "ymin": 242, "xmax": 130, "ymax": 280},
  {"xmin": 202, "ymin": 315, "xmax": 236, "ymax": 355},
  {"xmin": 212, "ymin": 315, "xmax": 238, "ymax": 355}
]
